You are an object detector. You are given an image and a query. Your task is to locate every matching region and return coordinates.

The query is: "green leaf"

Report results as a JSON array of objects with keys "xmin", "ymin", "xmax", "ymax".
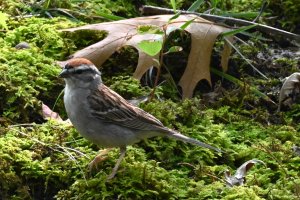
[
  {"xmin": 221, "ymin": 24, "xmax": 257, "ymax": 37},
  {"xmin": 137, "ymin": 40, "xmax": 163, "ymax": 56},
  {"xmin": 180, "ymin": 18, "xmax": 195, "ymax": 30},
  {"xmin": 168, "ymin": 11, "xmax": 181, "ymax": 21},
  {"xmin": 164, "ymin": 46, "xmax": 183, "ymax": 54},
  {"xmin": 94, "ymin": 11, "xmax": 125, "ymax": 21},
  {"xmin": 137, "ymin": 25, "xmax": 164, "ymax": 35},
  {"xmin": 0, "ymin": 11, "xmax": 8, "ymax": 30},
  {"xmin": 187, "ymin": 0, "xmax": 205, "ymax": 12},
  {"xmin": 221, "ymin": 11, "xmax": 261, "ymax": 19},
  {"xmin": 211, "ymin": 0, "xmax": 219, "ymax": 8},
  {"xmin": 170, "ymin": 0, "xmax": 177, "ymax": 12},
  {"xmin": 240, "ymin": 31, "xmax": 270, "ymax": 41}
]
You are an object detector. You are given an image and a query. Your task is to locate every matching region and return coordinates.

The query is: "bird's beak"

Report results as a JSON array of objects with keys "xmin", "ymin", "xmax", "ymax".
[{"xmin": 58, "ymin": 69, "xmax": 69, "ymax": 78}]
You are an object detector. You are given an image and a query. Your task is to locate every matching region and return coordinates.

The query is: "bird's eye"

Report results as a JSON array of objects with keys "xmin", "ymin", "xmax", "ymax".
[
  {"xmin": 65, "ymin": 64, "xmax": 72, "ymax": 69},
  {"xmin": 75, "ymin": 69, "xmax": 84, "ymax": 74}
]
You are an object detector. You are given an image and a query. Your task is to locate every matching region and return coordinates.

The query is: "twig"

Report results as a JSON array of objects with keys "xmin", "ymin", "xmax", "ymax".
[
  {"xmin": 224, "ymin": 37, "xmax": 268, "ymax": 79},
  {"xmin": 140, "ymin": 5, "xmax": 300, "ymax": 43},
  {"xmin": 55, "ymin": 144, "xmax": 88, "ymax": 185},
  {"xmin": 8, "ymin": 123, "xmax": 38, "ymax": 128},
  {"xmin": 12, "ymin": 128, "xmax": 89, "ymax": 185},
  {"xmin": 55, "ymin": 144, "xmax": 88, "ymax": 158},
  {"xmin": 12, "ymin": 14, "xmax": 41, "ymax": 19}
]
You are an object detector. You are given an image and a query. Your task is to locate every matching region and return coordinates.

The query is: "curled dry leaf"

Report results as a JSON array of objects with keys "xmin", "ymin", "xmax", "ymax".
[
  {"xmin": 42, "ymin": 103, "xmax": 63, "ymax": 121},
  {"xmin": 278, "ymin": 72, "xmax": 300, "ymax": 111},
  {"xmin": 224, "ymin": 159, "xmax": 265, "ymax": 187},
  {"xmin": 61, "ymin": 15, "xmax": 232, "ymax": 98}
]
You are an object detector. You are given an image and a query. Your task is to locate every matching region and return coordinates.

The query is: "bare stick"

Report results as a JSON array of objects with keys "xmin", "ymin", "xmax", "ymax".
[{"xmin": 140, "ymin": 5, "xmax": 300, "ymax": 43}]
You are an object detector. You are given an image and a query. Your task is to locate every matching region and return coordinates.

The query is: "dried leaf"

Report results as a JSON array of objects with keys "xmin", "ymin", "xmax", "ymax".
[
  {"xmin": 224, "ymin": 159, "xmax": 265, "ymax": 187},
  {"xmin": 278, "ymin": 72, "xmax": 300, "ymax": 111},
  {"xmin": 42, "ymin": 103, "xmax": 62, "ymax": 121},
  {"xmin": 61, "ymin": 15, "xmax": 231, "ymax": 98},
  {"xmin": 179, "ymin": 22, "xmax": 230, "ymax": 98}
]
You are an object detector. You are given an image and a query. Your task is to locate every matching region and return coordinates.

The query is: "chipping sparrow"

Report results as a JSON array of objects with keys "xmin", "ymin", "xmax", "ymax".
[{"xmin": 59, "ymin": 58, "xmax": 222, "ymax": 179}]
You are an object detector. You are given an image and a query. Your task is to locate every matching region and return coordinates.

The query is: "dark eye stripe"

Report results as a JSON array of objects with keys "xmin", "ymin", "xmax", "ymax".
[
  {"xmin": 74, "ymin": 67, "xmax": 94, "ymax": 74},
  {"xmin": 65, "ymin": 64, "xmax": 72, "ymax": 69}
]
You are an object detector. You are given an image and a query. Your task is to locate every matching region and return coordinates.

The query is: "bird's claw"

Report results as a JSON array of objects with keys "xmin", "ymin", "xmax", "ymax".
[{"xmin": 88, "ymin": 148, "xmax": 112, "ymax": 172}]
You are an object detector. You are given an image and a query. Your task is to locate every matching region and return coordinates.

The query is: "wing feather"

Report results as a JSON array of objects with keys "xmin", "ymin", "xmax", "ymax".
[{"xmin": 87, "ymin": 84, "xmax": 164, "ymax": 131}]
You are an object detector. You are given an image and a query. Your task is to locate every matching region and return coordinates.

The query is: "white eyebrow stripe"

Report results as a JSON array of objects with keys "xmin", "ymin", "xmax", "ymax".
[
  {"xmin": 67, "ymin": 64, "xmax": 101, "ymax": 75},
  {"xmin": 68, "ymin": 65, "xmax": 92, "ymax": 73},
  {"xmin": 74, "ymin": 65, "xmax": 91, "ymax": 71}
]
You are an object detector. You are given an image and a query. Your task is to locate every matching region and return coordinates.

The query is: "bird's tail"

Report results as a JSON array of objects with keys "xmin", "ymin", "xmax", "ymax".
[{"xmin": 167, "ymin": 131, "xmax": 223, "ymax": 153}]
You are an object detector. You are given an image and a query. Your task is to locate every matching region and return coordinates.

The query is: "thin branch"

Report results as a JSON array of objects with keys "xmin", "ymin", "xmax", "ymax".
[
  {"xmin": 55, "ymin": 144, "xmax": 88, "ymax": 158},
  {"xmin": 224, "ymin": 37, "xmax": 268, "ymax": 80},
  {"xmin": 12, "ymin": 128, "xmax": 89, "ymax": 185},
  {"xmin": 9, "ymin": 123, "xmax": 38, "ymax": 128},
  {"xmin": 140, "ymin": 5, "xmax": 300, "ymax": 43}
]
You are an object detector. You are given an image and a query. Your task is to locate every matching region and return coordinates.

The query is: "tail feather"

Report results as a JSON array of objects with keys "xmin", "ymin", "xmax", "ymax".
[{"xmin": 168, "ymin": 131, "xmax": 223, "ymax": 153}]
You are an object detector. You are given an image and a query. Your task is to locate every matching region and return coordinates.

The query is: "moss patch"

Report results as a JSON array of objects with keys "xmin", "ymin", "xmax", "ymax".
[{"xmin": 1, "ymin": 1, "xmax": 300, "ymax": 199}]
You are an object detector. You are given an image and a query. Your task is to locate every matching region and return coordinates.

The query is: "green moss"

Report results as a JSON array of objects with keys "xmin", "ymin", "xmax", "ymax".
[
  {"xmin": 1, "ymin": 1, "xmax": 300, "ymax": 199},
  {"xmin": 0, "ymin": 0, "xmax": 139, "ymax": 21},
  {"xmin": 0, "ymin": 17, "xmax": 81, "ymax": 123},
  {"xmin": 0, "ymin": 47, "xmax": 61, "ymax": 122},
  {"xmin": 107, "ymin": 75, "xmax": 150, "ymax": 99},
  {"xmin": 0, "ymin": 122, "xmax": 88, "ymax": 199},
  {"xmin": 63, "ymin": 29, "xmax": 107, "ymax": 51},
  {"xmin": 274, "ymin": 57, "xmax": 298, "ymax": 72},
  {"xmin": 5, "ymin": 17, "xmax": 80, "ymax": 59},
  {"xmin": 1, "ymin": 99, "xmax": 300, "ymax": 199},
  {"xmin": 268, "ymin": 0, "xmax": 300, "ymax": 32}
]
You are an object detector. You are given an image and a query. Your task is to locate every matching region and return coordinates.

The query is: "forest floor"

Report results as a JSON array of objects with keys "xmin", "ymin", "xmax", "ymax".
[{"xmin": 0, "ymin": 1, "xmax": 299, "ymax": 199}]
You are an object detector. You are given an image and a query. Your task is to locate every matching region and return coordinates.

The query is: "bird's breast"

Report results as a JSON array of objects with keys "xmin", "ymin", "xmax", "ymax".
[{"xmin": 64, "ymin": 86, "xmax": 92, "ymax": 131}]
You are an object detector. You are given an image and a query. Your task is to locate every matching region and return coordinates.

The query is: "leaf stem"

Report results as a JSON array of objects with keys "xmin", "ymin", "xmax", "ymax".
[{"xmin": 150, "ymin": 25, "xmax": 167, "ymax": 100}]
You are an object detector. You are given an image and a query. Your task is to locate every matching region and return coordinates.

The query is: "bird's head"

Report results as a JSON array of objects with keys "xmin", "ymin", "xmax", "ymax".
[{"xmin": 59, "ymin": 58, "xmax": 102, "ymax": 87}]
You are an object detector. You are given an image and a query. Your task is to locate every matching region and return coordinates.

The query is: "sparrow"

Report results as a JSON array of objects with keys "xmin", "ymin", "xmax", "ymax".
[{"xmin": 59, "ymin": 58, "xmax": 222, "ymax": 179}]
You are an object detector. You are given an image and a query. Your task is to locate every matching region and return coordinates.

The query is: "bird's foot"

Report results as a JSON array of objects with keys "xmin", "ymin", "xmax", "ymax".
[
  {"xmin": 106, "ymin": 147, "xmax": 127, "ymax": 181},
  {"xmin": 88, "ymin": 148, "xmax": 112, "ymax": 172}
]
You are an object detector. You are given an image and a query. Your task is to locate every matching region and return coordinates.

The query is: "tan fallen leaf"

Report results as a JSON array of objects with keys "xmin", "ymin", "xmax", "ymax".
[
  {"xmin": 42, "ymin": 103, "xmax": 63, "ymax": 121},
  {"xmin": 278, "ymin": 72, "xmax": 300, "ymax": 111},
  {"xmin": 224, "ymin": 159, "xmax": 265, "ymax": 187},
  {"xmin": 61, "ymin": 15, "xmax": 232, "ymax": 98}
]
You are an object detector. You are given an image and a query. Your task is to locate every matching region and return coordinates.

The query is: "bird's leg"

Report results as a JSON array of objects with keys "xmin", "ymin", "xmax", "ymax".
[
  {"xmin": 107, "ymin": 147, "xmax": 126, "ymax": 180},
  {"xmin": 89, "ymin": 148, "xmax": 112, "ymax": 171}
]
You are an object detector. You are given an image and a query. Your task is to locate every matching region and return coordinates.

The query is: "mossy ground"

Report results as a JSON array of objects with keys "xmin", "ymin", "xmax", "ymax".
[{"xmin": 0, "ymin": 1, "xmax": 300, "ymax": 199}]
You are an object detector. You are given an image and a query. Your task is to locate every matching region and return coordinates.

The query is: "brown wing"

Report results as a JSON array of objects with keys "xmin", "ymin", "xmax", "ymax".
[{"xmin": 87, "ymin": 84, "xmax": 165, "ymax": 131}]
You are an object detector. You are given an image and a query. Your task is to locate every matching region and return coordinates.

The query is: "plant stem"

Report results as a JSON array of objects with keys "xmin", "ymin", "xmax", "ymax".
[{"xmin": 149, "ymin": 25, "xmax": 167, "ymax": 100}]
